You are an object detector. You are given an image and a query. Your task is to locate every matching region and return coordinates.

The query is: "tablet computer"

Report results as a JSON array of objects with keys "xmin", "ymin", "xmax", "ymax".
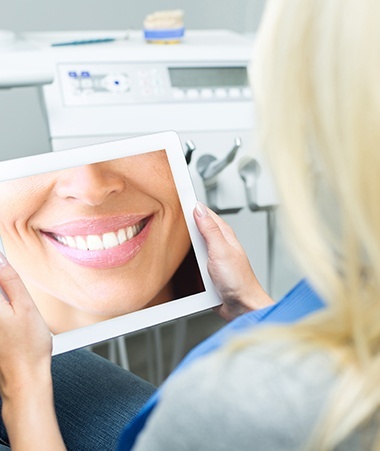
[{"xmin": 0, "ymin": 131, "xmax": 221, "ymax": 354}]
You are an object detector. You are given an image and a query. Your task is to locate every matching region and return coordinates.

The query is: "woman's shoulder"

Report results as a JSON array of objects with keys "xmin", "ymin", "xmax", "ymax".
[{"xmin": 134, "ymin": 340, "xmax": 338, "ymax": 451}]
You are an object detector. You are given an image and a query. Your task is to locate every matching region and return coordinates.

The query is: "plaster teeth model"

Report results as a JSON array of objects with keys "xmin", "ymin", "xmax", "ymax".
[{"xmin": 143, "ymin": 10, "xmax": 185, "ymax": 44}]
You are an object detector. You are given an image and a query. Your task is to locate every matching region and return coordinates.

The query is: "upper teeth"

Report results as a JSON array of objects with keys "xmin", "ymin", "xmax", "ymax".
[{"xmin": 53, "ymin": 223, "xmax": 144, "ymax": 251}]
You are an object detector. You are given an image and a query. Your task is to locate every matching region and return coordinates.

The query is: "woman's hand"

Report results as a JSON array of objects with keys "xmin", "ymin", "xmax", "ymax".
[
  {"xmin": 0, "ymin": 253, "xmax": 66, "ymax": 450},
  {"xmin": 0, "ymin": 255, "xmax": 52, "ymax": 388},
  {"xmin": 194, "ymin": 202, "xmax": 275, "ymax": 321}
]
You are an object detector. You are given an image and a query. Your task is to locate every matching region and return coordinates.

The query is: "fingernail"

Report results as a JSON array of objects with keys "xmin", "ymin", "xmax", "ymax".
[
  {"xmin": 195, "ymin": 201, "xmax": 209, "ymax": 217},
  {"xmin": 0, "ymin": 252, "xmax": 8, "ymax": 267}
]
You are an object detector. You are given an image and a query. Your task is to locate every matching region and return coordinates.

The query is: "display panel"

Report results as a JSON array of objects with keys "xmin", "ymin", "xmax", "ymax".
[
  {"xmin": 0, "ymin": 132, "xmax": 220, "ymax": 354},
  {"xmin": 169, "ymin": 66, "xmax": 249, "ymax": 88}
]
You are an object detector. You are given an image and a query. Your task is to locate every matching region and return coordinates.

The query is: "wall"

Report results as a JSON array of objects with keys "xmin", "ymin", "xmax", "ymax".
[{"xmin": 0, "ymin": 0, "xmax": 264, "ymax": 33}]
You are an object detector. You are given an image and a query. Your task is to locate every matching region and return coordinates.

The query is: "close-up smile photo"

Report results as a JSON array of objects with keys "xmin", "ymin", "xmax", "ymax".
[{"xmin": 0, "ymin": 148, "xmax": 202, "ymax": 333}]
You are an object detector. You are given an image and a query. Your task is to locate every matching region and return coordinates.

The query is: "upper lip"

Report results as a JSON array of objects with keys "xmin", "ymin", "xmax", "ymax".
[{"xmin": 39, "ymin": 214, "xmax": 151, "ymax": 237}]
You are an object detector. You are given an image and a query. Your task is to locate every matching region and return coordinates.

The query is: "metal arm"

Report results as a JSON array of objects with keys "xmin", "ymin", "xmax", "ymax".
[
  {"xmin": 238, "ymin": 155, "xmax": 261, "ymax": 211},
  {"xmin": 196, "ymin": 137, "xmax": 242, "ymax": 214},
  {"xmin": 196, "ymin": 137, "xmax": 242, "ymax": 188},
  {"xmin": 184, "ymin": 140, "xmax": 196, "ymax": 165}
]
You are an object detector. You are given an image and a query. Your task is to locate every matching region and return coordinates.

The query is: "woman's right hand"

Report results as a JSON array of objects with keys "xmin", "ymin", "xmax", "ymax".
[
  {"xmin": 0, "ymin": 253, "xmax": 66, "ymax": 450},
  {"xmin": 193, "ymin": 202, "xmax": 275, "ymax": 322}
]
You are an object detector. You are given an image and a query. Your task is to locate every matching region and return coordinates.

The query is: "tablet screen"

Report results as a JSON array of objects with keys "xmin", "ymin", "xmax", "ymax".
[{"xmin": 0, "ymin": 131, "xmax": 220, "ymax": 354}]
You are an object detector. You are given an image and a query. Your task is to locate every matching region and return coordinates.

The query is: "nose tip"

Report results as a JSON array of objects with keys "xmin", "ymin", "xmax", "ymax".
[{"xmin": 55, "ymin": 163, "xmax": 124, "ymax": 206}]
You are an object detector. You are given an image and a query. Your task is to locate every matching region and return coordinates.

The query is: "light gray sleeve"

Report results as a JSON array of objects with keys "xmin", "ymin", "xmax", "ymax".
[{"xmin": 132, "ymin": 342, "xmax": 336, "ymax": 451}]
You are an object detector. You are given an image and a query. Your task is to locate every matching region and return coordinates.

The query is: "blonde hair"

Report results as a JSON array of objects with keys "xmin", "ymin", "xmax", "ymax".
[{"xmin": 236, "ymin": 0, "xmax": 380, "ymax": 448}]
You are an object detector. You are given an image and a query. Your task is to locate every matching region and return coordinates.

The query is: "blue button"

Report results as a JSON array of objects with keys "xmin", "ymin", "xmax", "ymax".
[
  {"xmin": 81, "ymin": 71, "xmax": 90, "ymax": 78},
  {"xmin": 68, "ymin": 71, "xmax": 77, "ymax": 78}
]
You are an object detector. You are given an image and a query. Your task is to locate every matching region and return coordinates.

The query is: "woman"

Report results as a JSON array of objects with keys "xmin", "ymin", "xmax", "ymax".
[
  {"xmin": 131, "ymin": 0, "xmax": 380, "ymax": 448},
  {"xmin": 0, "ymin": 149, "xmax": 202, "ymax": 333},
  {"xmin": 0, "ymin": 0, "xmax": 379, "ymax": 449}
]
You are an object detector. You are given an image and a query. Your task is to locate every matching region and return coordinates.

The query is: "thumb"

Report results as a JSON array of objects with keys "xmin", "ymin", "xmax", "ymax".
[
  {"xmin": 193, "ymin": 202, "xmax": 228, "ymax": 258},
  {"xmin": 0, "ymin": 253, "xmax": 35, "ymax": 311}
]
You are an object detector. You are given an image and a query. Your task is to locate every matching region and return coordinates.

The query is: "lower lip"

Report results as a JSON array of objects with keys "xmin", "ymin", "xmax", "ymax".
[{"xmin": 43, "ymin": 219, "xmax": 152, "ymax": 269}]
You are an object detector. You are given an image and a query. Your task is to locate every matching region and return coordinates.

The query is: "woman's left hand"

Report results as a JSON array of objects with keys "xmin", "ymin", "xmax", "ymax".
[
  {"xmin": 194, "ymin": 202, "xmax": 275, "ymax": 321},
  {"xmin": 0, "ymin": 253, "xmax": 66, "ymax": 450}
]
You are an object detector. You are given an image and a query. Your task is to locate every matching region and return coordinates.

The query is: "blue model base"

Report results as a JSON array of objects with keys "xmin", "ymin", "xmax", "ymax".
[{"xmin": 144, "ymin": 27, "xmax": 185, "ymax": 41}]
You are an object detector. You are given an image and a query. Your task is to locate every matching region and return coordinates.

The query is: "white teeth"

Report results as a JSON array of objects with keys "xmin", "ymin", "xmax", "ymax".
[
  {"xmin": 66, "ymin": 236, "xmax": 77, "ymax": 248},
  {"xmin": 103, "ymin": 232, "xmax": 119, "ymax": 249},
  {"xmin": 52, "ymin": 222, "xmax": 145, "ymax": 251},
  {"xmin": 117, "ymin": 228, "xmax": 127, "ymax": 245},
  {"xmin": 56, "ymin": 236, "xmax": 68, "ymax": 246},
  {"xmin": 126, "ymin": 227, "xmax": 134, "ymax": 240},
  {"xmin": 75, "ymin": 236, "xmax": 88, "ymax": 250},
  {"xmin": 87, "ymin": 235, "xmax": 104, "ymax": 251}
]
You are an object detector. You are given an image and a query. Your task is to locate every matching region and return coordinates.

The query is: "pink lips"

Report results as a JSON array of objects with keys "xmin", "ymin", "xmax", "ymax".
[{"xmin": 41, "ymin": 215, "xmax": 152, "ymax": 269}]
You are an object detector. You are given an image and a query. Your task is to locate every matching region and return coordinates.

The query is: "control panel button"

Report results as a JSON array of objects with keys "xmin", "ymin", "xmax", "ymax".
[
  {"xmin": 81, "ymin": 79, "xmax": 93, "ymax": 88},
  {"xmin": 187, "ymin": 89, "xmax": 199, "ymax": 99},
  {"xmin": 141, "ymin": 87, "xmax": 153, "ymax": 96},
  {"xmin": 172, "ymin": 88, "xmax": 185, "ymax": 99},
  {"xmin": 228, "ymin": 88, "xmax": 241, "ymax": 98},
  {"xmin": 139, "ymin": 78, "xmax": 150, "ymax": 87},
  {"xmin": 102, "ymin": 73, "xmax": 130, "ymax": 93},
  {"xmin": 215, "ymin": 88, "xmax": 227, "ymax": 98},
  {"xmin": 242, "ymin": 87, "xmax": 252, "ymax": 98},
  {"xmin": 151, "ymin": 78, "xmax": 163, "ymax": 86},
  {"xmin": 82, "ymin": 89, "xmax": 94, "ymax": 96},
  {"xmin": 200, "ymin": 88, "xmax": 213, "ymax": 99},
  {"xmin": 69, "ymin": 79, "xmax": 80, "ymax": 88}
]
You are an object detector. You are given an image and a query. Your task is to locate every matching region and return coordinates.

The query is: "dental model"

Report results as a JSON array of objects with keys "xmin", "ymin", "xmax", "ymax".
[{"xmin": 143, "ymin": 10, "xmax": 185, "ymax": 44}]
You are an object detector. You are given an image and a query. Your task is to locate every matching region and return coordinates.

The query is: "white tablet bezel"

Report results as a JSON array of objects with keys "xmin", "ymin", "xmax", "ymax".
[{"xmin": 0, "ymin": 131, "xmax": 221, "ymax": 355}]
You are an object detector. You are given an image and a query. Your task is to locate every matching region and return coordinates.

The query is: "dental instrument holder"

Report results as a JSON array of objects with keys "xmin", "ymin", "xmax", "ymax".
[
  {"xmin": 185, "ymin": 140, "xmax": 196, "ymax": 165},
  {"xmin": 238, "ymin": 155, "xmax": 262, "ymax": 211},
  {"xmin": 238, "ymin": 155, "xmax": 277, "ymax": 296},
  {"xmin": 196, "ymin": 137, "xmax": 242, "ymax": 214}
]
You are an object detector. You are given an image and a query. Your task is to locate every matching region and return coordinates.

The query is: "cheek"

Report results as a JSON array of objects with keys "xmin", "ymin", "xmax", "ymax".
[
  {"xmin": 0, "ymin": 215, "xmax": 26, "ymax": 247},
  {"xmin": 0, "ymin": 176, "xmax": 53, "ymax": 233},
  {"xmin": 168, "ymin": 206, "xmax": 191, "ymax": 260},
  {"xmin": 0, "ymin": 190, "xmax": 22, "ymax": 233},
  {"xmin": 0, "ymin": 208, "xmax": 35, "ymax": 244},
  {"xmin": 0, "ymin": 200, "xmax": 48, "ymax": 270},
  {"xmin": 0, "ymin": 182, "xmax": 51, "ymax": 238}
]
